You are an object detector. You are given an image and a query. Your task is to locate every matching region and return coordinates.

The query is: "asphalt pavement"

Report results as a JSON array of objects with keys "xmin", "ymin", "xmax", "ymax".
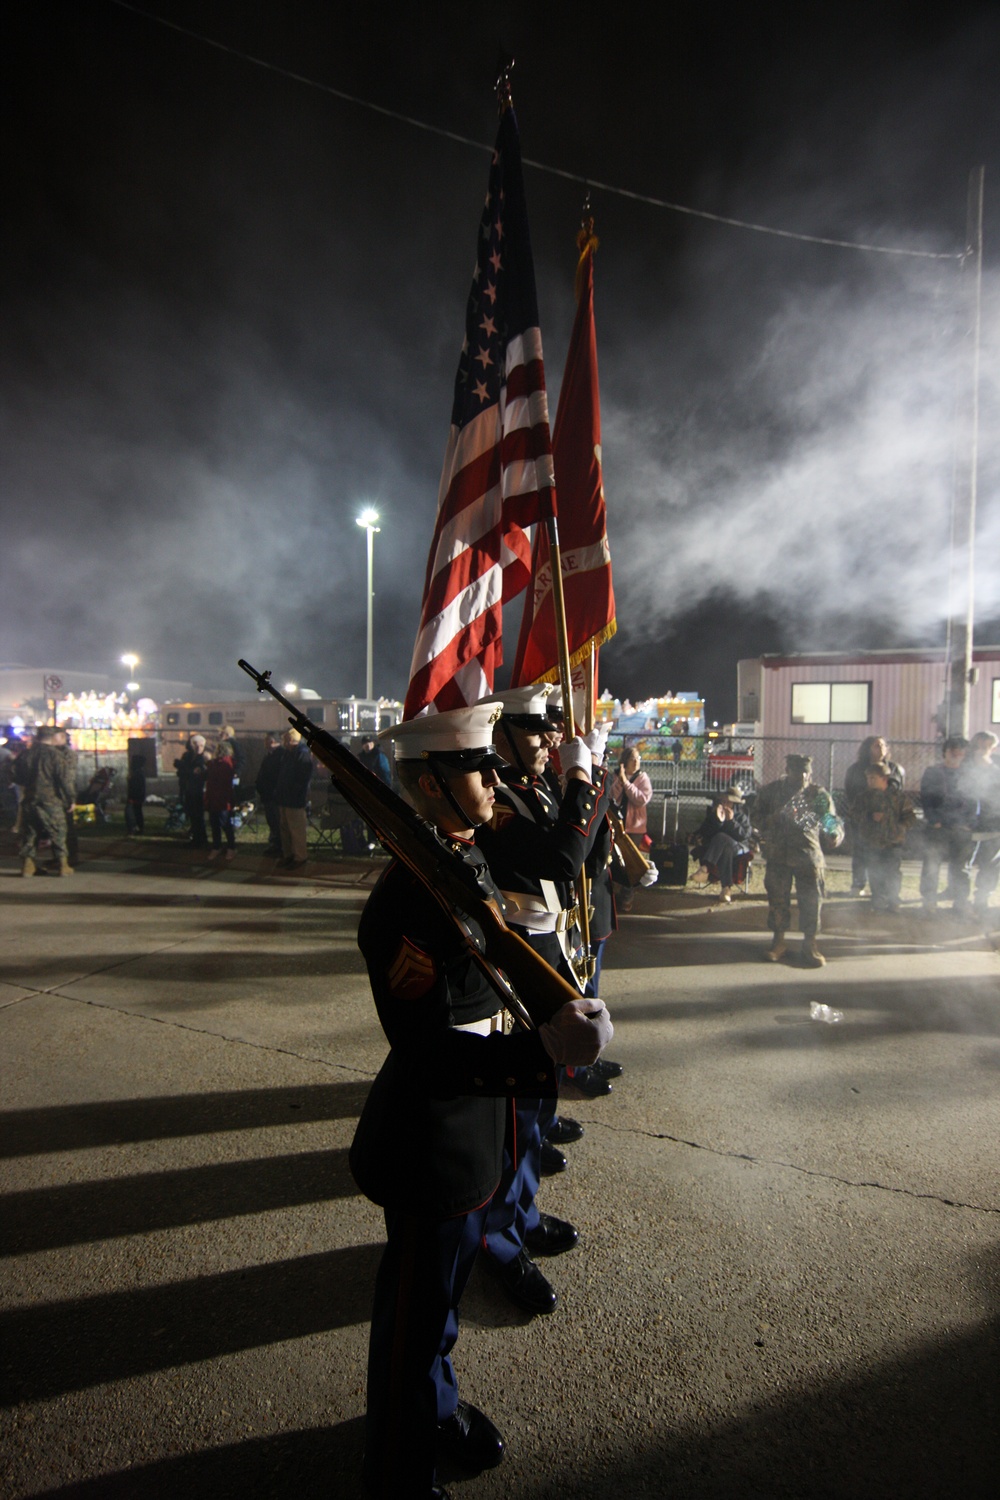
[{"xmin": 2, "ymin": 837, "xmax": 999, "ymax": 1499}]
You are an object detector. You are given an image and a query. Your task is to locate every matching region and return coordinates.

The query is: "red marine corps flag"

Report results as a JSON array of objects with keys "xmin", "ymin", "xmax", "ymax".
[
  {"xmin": 511, "ymin": 219, "xmax": 616, "ymax": 711},
  {"xmin": 404, "ymin": 90, "xmax": 556, "ymax": 718}
]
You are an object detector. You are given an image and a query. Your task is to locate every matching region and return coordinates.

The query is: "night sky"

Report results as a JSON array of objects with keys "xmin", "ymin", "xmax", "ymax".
[{"xmin": 4, "ymin": 1, "xmax": 999, "ymax": 721}]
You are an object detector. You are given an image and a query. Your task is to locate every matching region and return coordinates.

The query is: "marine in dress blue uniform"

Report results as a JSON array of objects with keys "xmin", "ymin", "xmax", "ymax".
[
  {"xmin": 475, "ymin": 686, "xmax": 610, "ymax": 1312},
  {"xmin": 350, "ymin": 704, "xmax": 613, "ymax": 1500}
]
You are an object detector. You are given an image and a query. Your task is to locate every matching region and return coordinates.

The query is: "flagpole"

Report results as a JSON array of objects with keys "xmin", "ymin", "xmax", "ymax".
[
  {"xmin": 584, "ymin": 647, "xmax": 596, "ymax": 736},
  {"xmin": 546, "ymin": 513, "xmax": 593, "ymax": 977}
]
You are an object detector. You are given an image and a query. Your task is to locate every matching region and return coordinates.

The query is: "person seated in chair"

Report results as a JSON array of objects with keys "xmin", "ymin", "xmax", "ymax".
[{"xmin": 691, "ymin": 784, "xmax": 753, "ymax": 902}]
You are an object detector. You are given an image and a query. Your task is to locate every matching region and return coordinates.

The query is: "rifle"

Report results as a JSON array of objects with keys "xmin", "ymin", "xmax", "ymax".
[
  {"xmin": 238, "ymin": 660, "xmax": 585, "ymax": 1030},
  {"xmin": 607, "ymin": 803, "xmax": 657, "ymax": 885}
]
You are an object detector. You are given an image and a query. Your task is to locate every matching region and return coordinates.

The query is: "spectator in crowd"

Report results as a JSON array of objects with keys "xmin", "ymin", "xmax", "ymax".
[
  {"xmin": 856, "ymin": 761, "xmax": 916, "ymax": 914},
  {"xmin": 609, "ymin": 745, "xmax": 653, "ymax": 847},
  {"xmin": 276, "ymin": 728, "xmax": 313, "ymax": 869},
  {"xmin": 957, "ymin": 731, "xmax": 1000, "ymax": 916},
  {"xmin": 204, "ymin": 740, "xmax": 237, "ymax": 859},
  {"xmin": 756, "ymin": 753, "xmax": 842, "ymax": 967},
  {"xmin": 920, "ymin": 736, "xmax": 971, "ymax": 913},
  {"xmin": 125, "ymin": 753, "xmax": 147, "ymax": 837},
  {"xmin": 175, "ymin": 735, "xmax": 209, "ymax": 848},
  {"xmin": 218, "ymin": 724, "xmax": 246, "ymax": 784},
  {"xmin": 843, "ymin": 736, "xmax": 904, "ymax": 895},
  {"xmin": 358, "ymin": 733, "xmax": 391, "ymax": 786},
  {"xmin": 54, "ymin": 727, "xmax": 80, "ymax": 866},
  {"xmin": 690, "ymin": 785, "xmax": 753, "ymax": 902},
  {"xmin": 0, "ymin": 730, "xmax": 23, "ymax": 829},
  {"xmin": 358, "ymin": 732, "xmax": 392, "ymax": 851},
  {"xmin": 254, "ymin": 732, "xmax": 284, "ymax": 856}
]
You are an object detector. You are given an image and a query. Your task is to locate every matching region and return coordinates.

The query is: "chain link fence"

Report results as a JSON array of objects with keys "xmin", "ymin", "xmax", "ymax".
[
  {"xmin": 50, "ymin": 728, "xmax": 945, "ymax": 833},
  {"xmin": 614, "ymin": 736, "xmax": 943, "ymax": 842}
]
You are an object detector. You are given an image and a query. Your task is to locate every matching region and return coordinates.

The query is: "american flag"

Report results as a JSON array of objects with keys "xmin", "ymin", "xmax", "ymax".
[{"xmin": 404, "ymin": 105, "xmax": 556, "ymax": 718}]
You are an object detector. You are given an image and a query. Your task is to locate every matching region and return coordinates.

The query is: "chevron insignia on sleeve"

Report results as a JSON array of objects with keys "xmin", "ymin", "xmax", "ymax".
[
  {"xmin": 490, "ymin": 802, "xmax": 517, "ymax": 832},
  {"xmin": 387, "ymin": 936, "xmax": 437, "ymax": 999}
]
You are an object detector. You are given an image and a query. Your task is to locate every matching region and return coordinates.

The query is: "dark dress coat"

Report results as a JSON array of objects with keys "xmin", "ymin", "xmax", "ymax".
[{"xmin": 349, "ymin": 847, "xmax": 557, "ymax": 1218}]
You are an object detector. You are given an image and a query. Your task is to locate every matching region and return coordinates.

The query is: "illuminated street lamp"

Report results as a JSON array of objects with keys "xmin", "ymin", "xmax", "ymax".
[
  {"xmin": 121, "ymin": 653, "xmax": 140, "ymax": 701},
  {"xmin": 356, "ymin": 508, "xmax": 381, "ymax": 700}
]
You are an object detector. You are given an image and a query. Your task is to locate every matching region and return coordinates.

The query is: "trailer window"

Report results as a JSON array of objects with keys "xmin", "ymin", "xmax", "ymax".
[
  {"xmin": 186, "ymin": 712, "xmax": 202, "ymax": 726},
  {"xmin": 166, "ymin": 711, "xmax": 180, "ymax": 726},
  {"xmin": 208, "ymin": 711, "xmax": 224, "ymax": 725},
  {"xmin": 791, "ymin": 682, "xmax": 870, "ymax": 724}
]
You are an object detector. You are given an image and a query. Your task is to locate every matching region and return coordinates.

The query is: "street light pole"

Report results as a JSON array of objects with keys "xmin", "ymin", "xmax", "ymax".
[
  {"xmin": 121, "ymin": 653, "xmax": 140, "ymax": 702},
  {"xmin": 356, "ymin": 510, "xmax": 380, "ymax": 700}
]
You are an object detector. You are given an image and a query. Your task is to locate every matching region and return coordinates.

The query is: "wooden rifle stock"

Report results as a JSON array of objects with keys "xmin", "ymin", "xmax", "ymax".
[
  {"xmin": 607, "ymin": 803, "xmax": 656, "ymax": 885},
  {"xmin": 238, "ymin": 660, "xmax": 581, "ymax": 1028}
]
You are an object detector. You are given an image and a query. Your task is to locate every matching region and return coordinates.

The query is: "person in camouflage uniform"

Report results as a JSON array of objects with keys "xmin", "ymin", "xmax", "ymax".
[
  {"xmin": 755, "ymin": 753, "xmax": 842, "ymax": 967},
  {"xmin": 14, "ymin": 725, "xmax": 77, "ymax": 876}
]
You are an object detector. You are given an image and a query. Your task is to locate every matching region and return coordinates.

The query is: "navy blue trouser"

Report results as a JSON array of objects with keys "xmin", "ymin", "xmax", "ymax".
[
  {"xmin": 364, "ymin": 1200, "xmax": 490, "ymax": 1498},
  {"xmin": 482, "ymin": 1095, "xmax": 554, "ymax": 1262},
  {"xmin": 483, "ymin": 928, "xmax": 563, "ymax": 1262}
]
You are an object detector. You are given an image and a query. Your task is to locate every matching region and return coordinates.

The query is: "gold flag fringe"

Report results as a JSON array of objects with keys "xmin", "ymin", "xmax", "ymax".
[{"xmin": 533, "ymin": 619, "xmax": 617, "ymax": 686}]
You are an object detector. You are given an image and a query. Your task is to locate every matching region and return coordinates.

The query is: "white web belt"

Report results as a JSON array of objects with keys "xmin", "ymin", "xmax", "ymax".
[
  {"xmin": 501, "ymin": 887, "xmax": 579, "ymax": 935},
  {"xmin": 453, "ymin": 1010, "xmax": 507, "ymax": 1035}
]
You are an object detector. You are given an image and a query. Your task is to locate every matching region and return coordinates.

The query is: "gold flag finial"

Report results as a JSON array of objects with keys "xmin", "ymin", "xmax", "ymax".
[
  {"xmin": 496, "ymin": 55, "xmax": 515, "ymax": 114},
  {"xmin": 575, "ymin": 192, "xmax": 599, "ymax": 301}
]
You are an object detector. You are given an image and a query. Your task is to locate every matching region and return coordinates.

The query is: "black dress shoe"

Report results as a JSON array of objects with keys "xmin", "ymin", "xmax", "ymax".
[
  {"xmin": 593, "ymin": 1056, "xmax": 624, "ymax": 1079},
  {"xmin": 484, "ymin": 1248, "xmax": 557, "ymax": 1314},
  {"xmin": 546, "ymin": 1115, "xmax": 584, "ymax": 1145},
  {"xmin": 437, "ymin": 1399, "xmax": 505, "ymax": 1473},
  {"xmin": 562, "ymin": 1065, "xmax": 612, "ymax": 1098},
  {"xmin": 524, "ymin": 1212, "xmax": 579, "ymax": 1256},
  {"xmin": 539, "ymin": 1140, "xmax": 567, "ymax": 1176}
]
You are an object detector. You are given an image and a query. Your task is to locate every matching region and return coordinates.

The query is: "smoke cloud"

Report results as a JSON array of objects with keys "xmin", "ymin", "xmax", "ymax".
[{"xmin": 2, "ymin": 3, "xmax": 998, "ymax": 718}]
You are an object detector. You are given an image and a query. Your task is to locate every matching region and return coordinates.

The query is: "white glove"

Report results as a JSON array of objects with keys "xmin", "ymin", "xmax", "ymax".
[
  {"xmin": 639, "ymin": 864, "xmax": 659, "ymax": 887},
  {"xmin": 583, "ymin": 724, "xmax": 610, "ymax": 765},
  {"xmin": 539, "ymin": 997, "xmax": 614, "ymax": 1066},
  {"xmin": 558, "ymin": 736, "xmax": 592, "ymax": 782}
]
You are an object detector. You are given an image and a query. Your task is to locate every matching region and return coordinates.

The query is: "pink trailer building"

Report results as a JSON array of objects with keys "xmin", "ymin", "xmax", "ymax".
[{"xmin": 736, "ymin": 648, "xmax": 1000, "ymax": 792}]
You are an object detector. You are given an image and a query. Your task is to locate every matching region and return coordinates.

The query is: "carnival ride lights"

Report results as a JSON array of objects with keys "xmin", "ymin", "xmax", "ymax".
[{"xmin": 54, "ymin": 691, "xmax": 159, "ymax": 752}]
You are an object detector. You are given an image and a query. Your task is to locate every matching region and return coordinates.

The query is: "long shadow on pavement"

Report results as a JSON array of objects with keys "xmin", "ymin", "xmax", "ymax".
[
  {"xmin": 23, "ymin": 1419, "xmax": 364, "ymax": 1499},
  {"xmin": 0, "ymin": 1146, "xmax": 361, "ymax": 1256},
  {"xmin": 0, "ymin": 1080, "xmax": 373, "ymax": 1157},
  {"xmin": 18, "ymin": 1317, "xmax": 1000, "ymax": 1498},
  {"xmin": 0, "ymin": 942, "xmax": 370, "ymax": 988},
  {"xmin": 0, "ymin": 1243, "xmax": 382, "ymax": 1406}
]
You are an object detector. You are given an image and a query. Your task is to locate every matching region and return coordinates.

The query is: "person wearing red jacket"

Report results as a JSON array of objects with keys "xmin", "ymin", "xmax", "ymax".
[{"xmin": 204, "ymin": 741, "xmax": 236, "ymax": 858}]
